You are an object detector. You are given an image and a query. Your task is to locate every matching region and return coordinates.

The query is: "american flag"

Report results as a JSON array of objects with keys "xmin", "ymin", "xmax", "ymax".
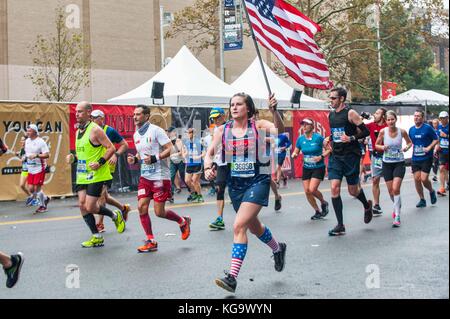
[{"xmin": 244, "ymin": 0, "xmax": 333, "ymax": 90}]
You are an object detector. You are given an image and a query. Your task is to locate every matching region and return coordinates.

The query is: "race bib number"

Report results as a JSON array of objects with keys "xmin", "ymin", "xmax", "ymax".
[
  {"xmin": 77, "ymin": 160, "xmax": 87, "ymax": 174},
  {"xmin": 141, "ymin": 163, "xmax": 156, "ymax": 176},
  {"xmin": 231, "ymin": 162, "xmax": 255, "ymax": 178},
  {"xmin": 331, "ymin": 127, "xmax": 345, "ymax": 143},
  {"xmin": 440, "ymin": 139, "xmax": 449, "ymax": 149},
  {"xmin": 384, "ymin": 147, "xmax": 403, "ymax": 162},
  {"xmin": 414, "ymin": 145, "xmax": 426, "ymax": 157},
  {"xmin": 303, "ymin": 155, "xmax": 318, "ymax": 169},
  {"xmin": 373, "ymin": 156, "xmax": 383, "ymax": 169}
]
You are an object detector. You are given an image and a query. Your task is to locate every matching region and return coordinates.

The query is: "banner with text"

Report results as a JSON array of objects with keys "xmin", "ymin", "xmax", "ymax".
[{"xmin": 0, "ymin": 103, "xmax": 72, "ymax": 201}]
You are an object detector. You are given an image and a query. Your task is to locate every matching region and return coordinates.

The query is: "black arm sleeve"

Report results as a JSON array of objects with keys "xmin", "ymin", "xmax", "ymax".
[{"xmin": 353, "ymin": 123, "xmax": 370, "ymax": 140}]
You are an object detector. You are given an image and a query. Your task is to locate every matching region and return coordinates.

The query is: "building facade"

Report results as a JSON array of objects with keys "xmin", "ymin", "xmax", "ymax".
[{"xmin": 0, "ymin": 0, "xmax": 275, "ymax": 103}]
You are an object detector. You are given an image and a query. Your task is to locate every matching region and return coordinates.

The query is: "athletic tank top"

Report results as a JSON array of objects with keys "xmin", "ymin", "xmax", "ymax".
[
  {"xmin": 222, "ymin": 120, "xmax": 269, "ymax": 178},
  {"xmin": 170, "ymin": 138, "xmax": 184, "ymax": 164},
  {"xmin": 329, "ymin": 106, "xmax": 360, "ymax": 156},
  {"xmin": 75, "ymin": 122, "xmax": 112, "ymax": 184},
  {"xmin": 383, "ymin": 127, "xmax": 404, "ymax": 163}
]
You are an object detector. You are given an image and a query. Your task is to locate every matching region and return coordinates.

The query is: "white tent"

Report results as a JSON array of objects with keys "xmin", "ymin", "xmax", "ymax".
[
  {"xmin": 231, "ymin": 58, "xmax": 327, "ymax": 109},
  {"xmin": 384, "ymin": 89, "xmax": 449, "ymax": 106},
  {"xmin": 108, "ymin": 46, "xmax": 236, "ymax": 107}
]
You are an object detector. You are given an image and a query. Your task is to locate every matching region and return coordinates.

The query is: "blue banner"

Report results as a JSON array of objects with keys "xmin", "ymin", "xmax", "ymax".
[{"xmin": 224, "ymin": 0, "xmax": 243, "ymax": 51}]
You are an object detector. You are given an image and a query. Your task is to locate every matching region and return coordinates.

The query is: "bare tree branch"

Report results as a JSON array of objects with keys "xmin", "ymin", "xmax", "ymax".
[{"xmin": 318, "ymin": 6, "xmax": 357, "ymax": 25}]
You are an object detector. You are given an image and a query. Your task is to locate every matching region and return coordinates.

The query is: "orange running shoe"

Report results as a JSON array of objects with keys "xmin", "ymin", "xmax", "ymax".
[
  {"xmin": 437, "ymin": 188, "xmax": 447, "ymax": 196},
  {"xmin": 121, "ymin": 204, "xmax": 131, "ymax": 221},
  {"xmin": 180, "ymin": 216, "xmax": 191, "ymax": 240},
  {"xmin": 137, "ymin": 240, "xmax": 158, "ymax": 253},
  {"xmin": 96, "ymin": 223, "xmax": 105, "ymax": 233}
]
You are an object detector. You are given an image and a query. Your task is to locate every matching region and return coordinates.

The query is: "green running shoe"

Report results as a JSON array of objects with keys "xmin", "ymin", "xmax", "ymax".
[
  {"xmin": 81, "ymin": 236, "xmax": 104, "ymax": 248},
  {"xmin": 209, "ymin": 217, "xmax": 225, "ymax": 230},
  {"xmin": 4, "ymin": 253, "xmax": 24, "ymax": 288},
  {"xmin": 193, "ymin": 194, "xmax": 205, "ymax": 203},
  {"xmin": 113, "ymin": 210, "xmax": 126, "ymax": 233}
]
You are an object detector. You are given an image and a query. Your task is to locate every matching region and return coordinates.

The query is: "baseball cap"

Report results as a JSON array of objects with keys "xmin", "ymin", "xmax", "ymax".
[
  {"xmin": 439, "ymin": 111, "xmax": 449, "ymax": 118},
  {"xmin": 27, "ymin": 124, "xmax": 39, "ymax": 135},
  {"xmin": 91, "ymin": 110, "xmax": 105, "ymax": 118},
  {"xmin": 209, "ymin": 107, "xmax": 225, "ymax": 119},
  {"xmin": 302, "ymin": 118, "xmax": 313, "ymax": 125}
]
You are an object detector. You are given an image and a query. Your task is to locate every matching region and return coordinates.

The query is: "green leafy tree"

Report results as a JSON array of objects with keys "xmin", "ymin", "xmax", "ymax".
[
  {"xmin": 165, "ymin": 0, "xmax": 220, "ymax": 55},
  {"xmin": 166, "ymin": 0, "xmax": 448, "ymax": 101},
  {"xmin": 26, "ymin": 6, "xmax": 91, "ymax": 102}
]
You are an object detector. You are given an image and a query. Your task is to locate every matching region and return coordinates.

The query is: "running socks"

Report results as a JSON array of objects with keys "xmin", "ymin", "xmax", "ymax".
[
  {"xmin": 229, "ymin": 243, "xmax": 247, "ymax": 278},
  {"xmin": 37, "ymin": 192, "xmax": 46, "ymax": 206},
  {"xmin": 83, "ymin": 214, "xmax": 99, "ymax": 235},
  {"xmin": 332, "ymin": 196, "xmax": 344, "ymax": 225},
  {"xmin": 98, "ymin": 206, "xmax": 116, "ymax": 220},
  {"xmin": 394, "ymin": 195, "xmax": 401, "ymax": 217},
  {"xmin": 164, "ymin": 210, "xmax": 184, "ymax": 224},
  {"xmin": 139, "ymin": 213, "xmax": 154, "ymax": 240},
  {"xmin": 356, "ymin": 190, "xmax": 370, "ymax": 209},
  {"xmin": 258, "ymin": 227, "xmax": 280, "ymax": 253}
]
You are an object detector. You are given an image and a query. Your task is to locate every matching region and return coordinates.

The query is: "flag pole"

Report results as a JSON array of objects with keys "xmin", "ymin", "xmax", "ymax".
[{"xmin": 241, "ymin": 0, "xmax": 272, "ymax": 96}]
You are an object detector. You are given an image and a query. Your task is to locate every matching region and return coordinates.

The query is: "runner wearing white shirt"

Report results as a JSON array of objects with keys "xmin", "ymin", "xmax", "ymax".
[
  {"xmin": 24, "ymin": 124, "xmax": 50, "ymax": 214},
  {"xmin": 128, "ymin": 105, "xmax": 191, "ymax": 253},
  {"xmin": 375, "ymin": 111, "xmax": 413, "ymax": 227}
]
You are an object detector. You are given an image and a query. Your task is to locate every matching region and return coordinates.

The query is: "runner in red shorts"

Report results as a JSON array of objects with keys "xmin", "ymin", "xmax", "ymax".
[
  {"xmin": 24, "ymin": 124, "xmax": 50, "ymax": 214},
  {"xmin": 128, "ymin": 105, "xmax": 191, "ymax": 253}
]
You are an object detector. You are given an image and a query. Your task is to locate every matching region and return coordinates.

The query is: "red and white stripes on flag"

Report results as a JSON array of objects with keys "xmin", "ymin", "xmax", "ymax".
[{"xmin": 244, "ymin": 0, "xmax": 333, "ymax": 90}]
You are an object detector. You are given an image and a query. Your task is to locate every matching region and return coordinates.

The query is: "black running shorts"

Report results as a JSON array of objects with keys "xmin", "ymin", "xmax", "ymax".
[
  {"xmin": 216, "ymin": 165, "xmax": 230, "ymax": 185},
  {"xmin": 75, "ymin": 181, "xmax": 107, "ymax": 197},
  {"xmin": 302, "ymin": 167, "xmax": 326, "ymax": 181},
  {"xmin": 411, "ymin": 158, "xmax": 433, "ymax": 174},
  {"xmin": 186, "ymin": 165, "xmax": 203, "ymax": 175},
  {"xmin": 382, "ymin": 161, "xmax": 406, "ymax": 182}
]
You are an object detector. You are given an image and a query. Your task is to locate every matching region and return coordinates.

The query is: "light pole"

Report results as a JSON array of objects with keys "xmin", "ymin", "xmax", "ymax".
[
  {"xmin": 160, "ymin": 5, "xmax": 165, "ymax": 70},
  {"xmin": 376, "ymin": 0, "xmax": 383, "ymax": 101},
  {"xmin": 219, "ymin": 0, "xmax": 225, "ymax": 81}
]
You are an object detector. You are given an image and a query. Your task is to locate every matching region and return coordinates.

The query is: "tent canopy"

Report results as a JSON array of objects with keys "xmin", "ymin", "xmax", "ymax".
[
  {"xmin": 384, "ymin": 89, "xmax": 449, "ymax": 106},
  {"xmin": 231, "ymin": 58, "xmax": 327, "ymax": 109},
  {"xmin": 108, "ymin": 46, "xmax": 236, "ymax": 107}
]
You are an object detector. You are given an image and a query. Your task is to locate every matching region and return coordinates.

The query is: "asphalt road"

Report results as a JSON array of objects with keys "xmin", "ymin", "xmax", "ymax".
[{"xmin": 0, "ymin": 177, "xmax": 448, "ymax": 299}]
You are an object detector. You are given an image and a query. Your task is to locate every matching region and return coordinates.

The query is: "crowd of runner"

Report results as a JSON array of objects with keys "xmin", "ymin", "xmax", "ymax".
[{"xmin": 0, "ymin": 88, "xmax": 448, "ymax": 292}]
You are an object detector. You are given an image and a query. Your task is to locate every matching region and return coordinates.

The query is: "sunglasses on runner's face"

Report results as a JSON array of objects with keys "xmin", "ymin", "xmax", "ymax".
[{"xmin": 330, "ymin": 96, "xmax": 339, "ymax": 100}]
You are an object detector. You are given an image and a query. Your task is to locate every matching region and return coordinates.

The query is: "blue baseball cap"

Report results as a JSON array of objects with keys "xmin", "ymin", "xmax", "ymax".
[{"xmin": 209, "ymin": 107, "xmax": 225, "ymax": 119}]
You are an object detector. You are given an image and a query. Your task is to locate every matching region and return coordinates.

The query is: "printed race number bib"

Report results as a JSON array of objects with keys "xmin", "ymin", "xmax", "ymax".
[
  {"xmin": 77, "ymin": 160, "xmax": 87, "ymax": 174},
  {"xmin": 141, "ymin": 163, "xmax": 156, "ymax": 176},
  {"xmin": 231, "ymin": 162, "xmax": 255, "ymax": 178},
  {"xmin": 373, "ymin": 156, "xmax": 383, "ymax": 169},
  {"xmin": 440, "ymin": 139, "xmax": 449, "ymax": 149},
  {"xmin": 303, "ymin": 155, "xmax": 318, "ymax": 169},
  {"xmin": 331, "ymin": 127, "xmax": 345, "ymax": 143},
  {"xmin": 413, "ymin": 145, "xmax": 426, "ymax": 157},
  {"xmin": 384, "ymin": 147, "xmax": 403, "ymax": 162}
]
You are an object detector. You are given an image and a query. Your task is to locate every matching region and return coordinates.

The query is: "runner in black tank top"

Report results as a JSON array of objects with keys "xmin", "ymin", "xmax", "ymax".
[
  {"xmin": 204, "ymin": 93, "xmax": 287, "ymax": 293},
  {"xmin": 326, "ymin": 88, "xmax": 373, "ymax": 236}
]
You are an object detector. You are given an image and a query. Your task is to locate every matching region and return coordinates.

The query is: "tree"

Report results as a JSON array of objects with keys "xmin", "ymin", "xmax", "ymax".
[
  {"xmin": 376, "ymin": 0, "xmax": 449, "ymax": 99},
  {"xmin": 165, "ymin": 0, "xmax": 220, "ymax": 55},
  {"xmin": 25, "ymin": 6, "xmax": 91, "ymax": 102},
  {"xmin": 166, "ymin": 0, "xmax": 448, "ymax": 101}
]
